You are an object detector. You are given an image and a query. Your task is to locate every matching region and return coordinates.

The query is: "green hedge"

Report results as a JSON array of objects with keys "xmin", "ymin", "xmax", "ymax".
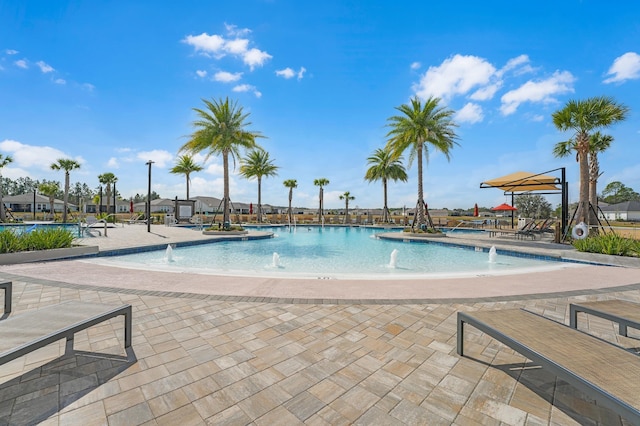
[
  {"xmin": 573, "ymin": 233, "xmax": 640, "ymax": 257},
  {"xmin": 0, "ymin": 228, "xmax": 75, "ymax": 253}
]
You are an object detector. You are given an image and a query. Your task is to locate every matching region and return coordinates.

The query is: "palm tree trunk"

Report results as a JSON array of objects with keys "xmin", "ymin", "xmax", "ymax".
[
  {"xmin": 319, "ymin": 187, "xmax": 323, "ymax": 221},
  {"xmin": 416, "ymin": 144, "xmax": 425, "ymax": 227},
  {"xmin": 0, "ymin": 174, "xmax": 5, "ymax": 222},
  {"xmin": 288, "ymin": 189, "xmax": 293, "ymax": 224},
  {"xmin": 186, "ymin": 174, "xmax": 190, "ymax": 200},
  {"xmin": 106, "ymin": 185, "xmax": 112, "ymax": 217},
  {"xmin": 589, "ymin": 153, "xmax": 599, "ymax": 225},
  {"xmin": 382, "ymin": 178, "xmax": 388, "ymax": 223},
  {"xmin": 576, "ymin": 133, "xmax": 590, "ymax": 228},
  {"xmin": 257, "ymin": 177, "xmax": 262, "ymax": 223},
  {"xmin": 63, "ymin": 172, "xmax": 70, "ymax": 223},
  {"xmin": 345, "ymin": 200, "xmax": 349, "ymax": 224},
  {"xmin": 223, "ymin": 152, "xmax": 230, "ymax": 226}
]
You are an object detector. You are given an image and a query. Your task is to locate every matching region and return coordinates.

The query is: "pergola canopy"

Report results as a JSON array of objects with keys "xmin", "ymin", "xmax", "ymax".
[{"xmin": 480, "ymin": 171, "xmax": 561, "ymax": 194}]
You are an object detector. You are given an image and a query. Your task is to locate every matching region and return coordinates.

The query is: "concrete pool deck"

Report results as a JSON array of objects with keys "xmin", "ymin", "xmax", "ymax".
[{"xmin": 1, "ymin": 224, "xmax": 640, "ymax": 424}]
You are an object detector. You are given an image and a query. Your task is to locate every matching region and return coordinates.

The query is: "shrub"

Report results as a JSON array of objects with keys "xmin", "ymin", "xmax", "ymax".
[
  {"xmin": 0, "ymin": 227, "xmax": 75, "ymax": 253},
  {"xmin": 573, "ymin": 233, "xmax": 640, "ymax": 257}
]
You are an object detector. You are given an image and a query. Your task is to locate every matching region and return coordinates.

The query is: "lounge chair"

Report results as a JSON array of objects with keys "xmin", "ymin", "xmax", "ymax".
[
  {"xmin": 570, "ymin": 300, "xmax": 640, "ymax": 338},
  {"xmin": 0, "ymin": 300, "xmax": 133, "ymax": 366},
  {"xmin": 458, "ymin": 308, "xmax": 640, "ymax": 423},
  {"xmin": 1, "ymin": 280, "xmax": 11, "ymax": 315}
]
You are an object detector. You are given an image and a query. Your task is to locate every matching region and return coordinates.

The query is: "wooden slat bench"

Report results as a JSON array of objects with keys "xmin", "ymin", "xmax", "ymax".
[
  {"xmin": 0, "ymin": 300, "xmax": 132, "ymax": 366},
  {"xmin": 458, "ymin": 308, "xmax": 640, "ymax": 423},
  {"xmin": 0, "ymin": 280, "xmax": 11, "ymax": 314},
  {"xmin": 570, "ymin": 300, "xmax": 640, "ymax": 337}
]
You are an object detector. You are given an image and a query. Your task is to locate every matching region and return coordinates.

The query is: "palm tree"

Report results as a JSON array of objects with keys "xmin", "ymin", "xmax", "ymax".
[
  {"xmin": 38, "ymin": 181, "xmax": 60, "ymax": 220},
  {"xmin": 239, "ymin": 150, "xmax": 279, "ymax": 223},
  {"xmin": 0, "ymin": 154, "xmax": 13, "ymax": 222},
  {"xmin": 552, "ymin": 96, "xmax": 628, "ymax": 228},
  {"xmin": 180, "ymin": 97, "xmax": 263, "ymax": 228},
  {"xmin": 314, "ymin": 178, "xmax": 330, "ymax": 222},
  {"xmin": 364, "ymin": 148, "xmax": 408, "ymax": 223},
  {"xmin": 283, "ymin": 179, "xmax": 298, "ymax": 224},
  {"xmin": 98, "ymin": 172, "xmax": 117, "ymax": 218},
  {"xmin": 51, "ymin": 158, "xmax": 81, "ymax": 223},
  {"xmin": 385, "ymin": 96, "xmax": 459, "ymax": 229},
  {"xmin": 170, "ymin": 154, "xmax": 203, "ymax": 200},
  {"xmin": 339, "ymin": 191, "xmax": 355, "ymax": 224}
]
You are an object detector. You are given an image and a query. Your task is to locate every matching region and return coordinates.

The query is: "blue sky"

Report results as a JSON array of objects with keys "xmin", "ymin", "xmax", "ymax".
[{"xmin": 1, "ymin": 1, "xmax": 639, "ymax": 211}]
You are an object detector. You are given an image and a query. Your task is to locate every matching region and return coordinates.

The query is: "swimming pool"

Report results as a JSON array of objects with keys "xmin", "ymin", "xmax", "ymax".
[{"xmin": 90, "ymin": 226, "xmax": 569, "ymax": 279}]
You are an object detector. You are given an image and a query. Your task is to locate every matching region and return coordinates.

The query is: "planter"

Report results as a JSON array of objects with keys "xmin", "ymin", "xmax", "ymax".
[
  {"xmin": 402, "ymin": 232, "xmax": 447, "ymax": 238},
  {"xmin": 0, "ymin": 245, "xmax": 99, "ymax": 265}
]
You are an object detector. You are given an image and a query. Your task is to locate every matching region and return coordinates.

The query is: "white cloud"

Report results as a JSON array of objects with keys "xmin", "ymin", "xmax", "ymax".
[
  {"xmin": 183, "ymin": 28, "xmax": 272, "ymax": 71},
  {"xmin": 243, "ymin": 48, "xmax": 272, "ymax": 70},
  {"xmin": 276, "ymin": 67, "xmax": 295, "ymax": 79},
  {"xmin": 136, "ymin": 150, "xmax": 174, "ymax": 168},
  {"xmin": 195, "ymin": 70, "xmax": 207, "ymax": 78},
  {"xmin": 413, "ymin": 54, "xmax": 496, "ymax": 100},
  {"xmin": 54, "ymin": 78, "xmax": 66, "ymax": 85},
  {"xmin": 500, "ymin": 70, "xmax": 575, "ymax": 115},
  {"xmin": 603, "ymin": 52, "xmax": 640, "ymax": 83},
  {"xmin": 470, "ymin": 83, "xmax": 502, "ymax": 101},
  {"xmin": 276, "ymin": 66, "xmax": 306, "ymax": 80},
  {"xmin": 14, "ymin": 59, "xmax": 28, "ymax": 69},
  {"xmin": 82, "ymin": 83, "xmax": 95, "ymax": 91},
  {"xmin": 224, "ymin": 23, "xmax": 251, "ymax": 37},
  {"xmin": 107, "ymin": 157, "xmax": 119, "ymax": 168},
  {"xmin": 497, "ymin": 54, "xmax": 533, "ymax": 77},
  {"xmin": 410, "ymin": 62, "xmax": 421, "ymax": 70},
  {"xmin": 5, "ymin": 49, "xmax": 18, "ymax": 55},
  {"xmin": 0, "ymin": 139, "xmax": 69, "ymax": 171},
  {"xmin": 214, "ymin": 70, "xmax": 242, "ymax": 82},
  {"xmin": 455, "ymin": 102, "xmax": 484, "ymax": 124},
  {"xmin": 36, "ymin": 60, "xmax": 54, "ymax": 73},
  {"xmin": 183, "ymin": 33, "xmax": 226, "ymax": 56},
  {"xmin": 233, "ymin": 84, "xmax": 262, "ymax": 98}
]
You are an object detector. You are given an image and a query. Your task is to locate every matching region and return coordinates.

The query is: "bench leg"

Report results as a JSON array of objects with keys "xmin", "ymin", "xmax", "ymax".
[
  {"xmin": 619, "ymin": 322, "xmax": 628, "ymax": 337},
  {"xmin": 457, "ymin": 315, "xmax": 465, "ymax": 356},
  {"xmin": 569, "ymin": 305, "xmax": 579, "ymax": 329},
  {"xmin": 124, "ymin": 307, "xmax": 132, "ymax": 349},
  {"xmin": 2, "ymin": 281, "xmax": 11, "ymax": 314},
  {"xmin": 64, "ymin": 335, "xmax": 74, "ymax": 356}
]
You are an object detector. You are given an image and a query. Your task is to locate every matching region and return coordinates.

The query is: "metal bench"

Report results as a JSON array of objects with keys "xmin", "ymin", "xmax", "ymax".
[
  {"xmin": 0, "ymin": 280, "xmax": 11, "ymax": 314},
  {"xmin": 458, "ymin": 308, "xmax": 640, "ymax": 423},
  {"xmin": 0, "ymin": 300, "xmax": 132, "ymax": 365},
  {"xmin": 570, "ymin": 300, "xmax": 640, "ymax": 338}
]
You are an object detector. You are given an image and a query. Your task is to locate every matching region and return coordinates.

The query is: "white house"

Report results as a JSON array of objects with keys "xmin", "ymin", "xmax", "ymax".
[{"xmin": 599, "ymin": 201, "xmax": 640, "ymax": 221}]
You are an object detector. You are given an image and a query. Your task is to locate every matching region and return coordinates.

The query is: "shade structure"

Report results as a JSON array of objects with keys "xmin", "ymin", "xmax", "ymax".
[
  {"xmin": 480, "ymin": 171, "xmax": 561, "ymax": 193},
  {"xmin": 492, "ymin": 203, "xmax": 517, "ymax": 211}
]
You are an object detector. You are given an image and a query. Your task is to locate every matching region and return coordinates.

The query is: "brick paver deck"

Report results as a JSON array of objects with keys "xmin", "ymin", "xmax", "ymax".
[{"xmin": 0, "ymin": 224, "xmax": 638, "ymax": 424}]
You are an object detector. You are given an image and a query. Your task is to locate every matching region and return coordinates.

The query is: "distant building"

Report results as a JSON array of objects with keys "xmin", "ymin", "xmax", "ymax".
[{"xmin": 599, "ymin": 201, "xmax": 640, "ymax": 221}]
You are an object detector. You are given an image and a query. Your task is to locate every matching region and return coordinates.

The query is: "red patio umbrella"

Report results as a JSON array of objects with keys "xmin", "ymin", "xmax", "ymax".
[
  {"xmin": 491, "ymin": 203, "xmax": 517, "ymax": 211},
  {"xmin": 473, "ymin": 203, "xmax": 479, "ymax": 217},
  {"xmin": 249, "ymin": 203, "xmax": 253, "ymax": 215},
  {"xmin": 129, "ymin": 199, "xmax": 134, "ymax": 214}
]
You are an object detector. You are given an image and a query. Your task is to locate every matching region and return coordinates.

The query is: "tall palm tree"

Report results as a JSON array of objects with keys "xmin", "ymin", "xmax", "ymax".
[
  {"xmin": 364, "ymin": 148, "xmax": 408, "ymax": 223},
  {"xmin": 98, "ymin": 172, "xmax": 117, "ymax": 218},
  {"xmin": 38, "ymin": 181, "xmax": 60, "ymax": 220},
  {"xmin": 51, "ymin": 158, "xmax": 81, "ymax": 223},
  {"xmin": 283, "ymin": 179, "xmax": 298, "ymax": 224},
  {"xmin": 339, "ymin": 191, "xmax": 355, "ymax": 224},
  {"xmin": 180, "ymin": 97, "xmax": 263, "ymax": 228},
  {"xmin": 385, "ymin": 96, "xmax": 459, "ymax": 229},
  {"xmin": 552, "ymin": 96, "xmax": 628, "ymax": 228},
  {"xmin": 0, "ymin": 154, "xmax": 13, "ymax": 222},
  {"xmin": 170, "ymin": 154, "xmax": 203, "ymax": 200},
  {"xmin": 314, "ymin": 178, "xmax": 330, "ymax": 222},
  {"xmin": 239, "ymin": 150, "xmax": 279, "ymax": 223}
]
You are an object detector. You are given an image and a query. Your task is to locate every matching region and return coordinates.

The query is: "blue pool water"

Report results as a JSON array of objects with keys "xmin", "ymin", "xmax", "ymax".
[{"xmin": 94, "ymin": 226, "xmax": 567, "ymax": 279}]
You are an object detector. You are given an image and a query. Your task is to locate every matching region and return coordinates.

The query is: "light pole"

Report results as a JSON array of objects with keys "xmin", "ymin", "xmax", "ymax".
[{"xmin": 146, "ymin": 161, "xmax": 154, "ymax": 233}]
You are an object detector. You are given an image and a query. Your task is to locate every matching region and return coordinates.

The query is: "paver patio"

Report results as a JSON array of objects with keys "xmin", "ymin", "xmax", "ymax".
[{"xmin": 0, "ymin": 225, "xmax": 638, "ymax": 425}]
